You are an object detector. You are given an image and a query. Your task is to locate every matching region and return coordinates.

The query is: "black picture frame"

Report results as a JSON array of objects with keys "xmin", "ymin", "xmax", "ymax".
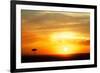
[{"xmin": 10, "ymin": 0, "xmax": 97, "ymax": 73}]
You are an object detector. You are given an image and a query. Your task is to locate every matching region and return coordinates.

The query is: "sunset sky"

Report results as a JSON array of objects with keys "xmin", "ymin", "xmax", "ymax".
[{"xmin": 21, "ymin": 10, "xmax": 90, "ymax": 56}]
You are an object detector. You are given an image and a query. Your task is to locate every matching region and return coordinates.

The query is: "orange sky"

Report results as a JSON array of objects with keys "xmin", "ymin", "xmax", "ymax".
[{"xmin": 21, "ymin": 10, "xmax": 90, "ymax": 56}]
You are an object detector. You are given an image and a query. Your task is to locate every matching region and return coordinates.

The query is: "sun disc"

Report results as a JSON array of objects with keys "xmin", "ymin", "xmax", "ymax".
[{"xmin": 63, "ymin": 47, "xmax": 69, "ymax": 52}]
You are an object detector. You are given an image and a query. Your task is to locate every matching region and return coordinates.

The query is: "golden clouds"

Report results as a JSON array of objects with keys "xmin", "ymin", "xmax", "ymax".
[{"xmin": 21, "ymin": 10, "xmax": 90, "ymax": 56}]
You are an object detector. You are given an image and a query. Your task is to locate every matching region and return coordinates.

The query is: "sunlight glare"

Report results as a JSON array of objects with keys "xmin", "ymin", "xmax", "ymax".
[{"xmin": 50, "ymin": 32, "xmax": 77, "ymax": 41}]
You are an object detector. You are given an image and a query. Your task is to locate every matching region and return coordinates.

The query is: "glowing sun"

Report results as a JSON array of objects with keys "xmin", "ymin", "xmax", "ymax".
[
  {"xmin": 63, "ymin": 47, "xmax": 69, "ymax": 52},
  {"xmin": 56, "ymin": 46, "xmax": 70, "ymax": 54}
]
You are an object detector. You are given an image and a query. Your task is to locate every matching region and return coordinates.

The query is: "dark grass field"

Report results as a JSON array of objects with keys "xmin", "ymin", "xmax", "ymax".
[{"xmin": 21, "ymin": 53, "xmax": 90, "ymax": 63}]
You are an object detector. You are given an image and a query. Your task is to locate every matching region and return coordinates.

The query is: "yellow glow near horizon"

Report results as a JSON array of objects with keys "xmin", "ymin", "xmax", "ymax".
[
  {"xmin": 61, "ymin": 47, "xmax": 70, "ymax": 54},
  {"xmin": 63, "ymin": 47, "xmax": 69, "ymax": 52},
  {"xmin": 55, "ymin": 45, "xmax": 73, "ymax": 55},
  {"xmin": 49, "ymin": 32, "xmax": 86, "ymax": 55}
]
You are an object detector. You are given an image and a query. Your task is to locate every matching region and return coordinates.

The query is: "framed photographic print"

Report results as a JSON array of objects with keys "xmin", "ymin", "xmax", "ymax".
[{"xmin": 10, "ymin": 0, "xmax": 97, "ymax": 73}]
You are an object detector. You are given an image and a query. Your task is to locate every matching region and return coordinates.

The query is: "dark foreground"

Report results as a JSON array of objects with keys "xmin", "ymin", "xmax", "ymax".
[{"xmin": 21, "ymin": 53, "xmax": 90, "ymax": 63}]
